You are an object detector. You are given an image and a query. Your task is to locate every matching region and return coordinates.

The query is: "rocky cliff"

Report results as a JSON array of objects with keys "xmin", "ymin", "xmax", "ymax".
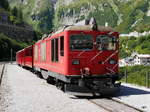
[
  {"xmin": 7, "ymin": 0, "xmax": 150, "ymax": 33},
  {"xmin": 8, "ymin": 0, "xmax": 54, "ymax": 33},
  {"xmin": 54, "ymin": 0, "xmax": 150, "ymax": 33}
]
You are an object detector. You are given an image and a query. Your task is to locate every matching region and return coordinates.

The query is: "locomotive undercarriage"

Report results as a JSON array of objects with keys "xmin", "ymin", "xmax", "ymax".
[
  {"xmin": 65, "ymin": 75, "xmax": 121, "ymax": 96},
  {"xmin": 39, "ymin": 68, "xmax": 122, "ymax": 96}
]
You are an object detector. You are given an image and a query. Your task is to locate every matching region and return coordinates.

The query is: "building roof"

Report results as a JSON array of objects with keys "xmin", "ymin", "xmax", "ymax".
[{"xmin": 135, "ymin": 54, "xmax": 150, "ymax": 58}]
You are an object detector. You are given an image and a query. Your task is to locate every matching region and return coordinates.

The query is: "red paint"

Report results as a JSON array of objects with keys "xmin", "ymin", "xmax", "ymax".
[{"xmin": 16, "ymin": 30, "xmax": 119, "ymax": 76}]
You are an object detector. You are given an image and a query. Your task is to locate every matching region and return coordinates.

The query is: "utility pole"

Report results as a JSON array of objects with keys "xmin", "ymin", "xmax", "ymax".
[
  {"xmin": 125, "ymin": 67, "xmax": 127, "ymax": 83},
  {"xmin": 11, "ymin": 48, "xmax": 13, "ymax": 64}
]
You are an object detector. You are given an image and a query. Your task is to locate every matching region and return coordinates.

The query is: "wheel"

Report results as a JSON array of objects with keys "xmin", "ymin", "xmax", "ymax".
[
  {"xmin": 56, "ymin": 80, "xmax": 65, "ymax": 91},
  {"xmin": 47, "ymin": 76, "xmax": 55, "ymax": 84}
]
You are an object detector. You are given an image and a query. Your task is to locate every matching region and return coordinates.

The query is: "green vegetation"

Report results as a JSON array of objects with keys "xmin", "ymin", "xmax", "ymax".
[
  {"xmin": 6, "ymin": 0, "xmax": 150, "ymax": 33},
  {"xmin": 8, "ymin": 0, "xmax": 54, "ymax": 33},
  {"xmin": 0, "ymin": 0, "xmax": 24, "ymax": 25},
  {"xmin": 0, "ymin": 33, "xmax": 28, "ymax": 61},
  {"xmin": 0, "ymin": 0, "xmax": 37, "ymax": 61},
  {"xmin": 120, "ymin": 65, "xmax": 150, "ymax": 87},
  {"xmin": 55, "ymin": 0, "xmax": 150, "ymax": 33},
  {"xmin": 0, "ymin": 0, "xmax": 10, "ymax": 11},
  {"xmin": 120, "ymin": 35, "xmax": 150, "ymax": 58}
]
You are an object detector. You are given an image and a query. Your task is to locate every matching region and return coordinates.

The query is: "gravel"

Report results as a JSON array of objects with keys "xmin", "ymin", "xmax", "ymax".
[
  {"xmin": 0, "ymin": 64, "xmax": 106, "ymax": 112},
  {"xmin": 114, "ymin": 83, "xmax": 150, "ymax": 112},
  {"xmin": 1, "ymin": 64, "xmax": 150, "ymax": 112}
]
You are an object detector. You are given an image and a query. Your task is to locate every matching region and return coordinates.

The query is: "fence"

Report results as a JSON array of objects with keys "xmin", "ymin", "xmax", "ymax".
[{"xmin": 121, "ymin": 68, "xmax": 150, "ymax": 88}]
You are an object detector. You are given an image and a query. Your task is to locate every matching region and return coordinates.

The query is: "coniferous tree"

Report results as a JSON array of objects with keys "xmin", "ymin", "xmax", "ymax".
[
  {"xmin": 12, "ymin": 7, "xmax": 18, "ymax": 17},
  {"xmin": 0, "ymin": 0, "xmax": 10, "ymax": 10}
]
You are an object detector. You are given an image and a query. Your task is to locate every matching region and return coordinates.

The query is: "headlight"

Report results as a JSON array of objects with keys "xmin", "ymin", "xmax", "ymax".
[
  {"xmin": 72, "ymin": 60, "xmax": 80, "ymax": 65},
  {"xmin": 109, "ymin": 59, "xmax": 117, "ymax": 64}
]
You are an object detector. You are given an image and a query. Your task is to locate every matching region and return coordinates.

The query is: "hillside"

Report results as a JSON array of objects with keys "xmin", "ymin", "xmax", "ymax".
[
  {"xmin": 120, "ymin": 35, "xmax": 150, "ymax": 58},
  {"xmin": 0, "ymin": 0, "xmax": 37, "ymax": 61},
  {"xmin": 7, "ymin": 0, "xmax": 150, "ymax": 34},
  {"xmin": 54, "ymin": 0, "xmax": 150, "ymax": 33},
  {"xmin": 2, "ymin": 0, "xmax": 150, "ymax": 60},
  {"xmin": 8, "ymin": 0, "xmax": 54, "ymax": 33}
]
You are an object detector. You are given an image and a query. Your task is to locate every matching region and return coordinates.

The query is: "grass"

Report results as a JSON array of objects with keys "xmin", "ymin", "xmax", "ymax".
[{"xmin": 120, "ymin": 65, "xmax": 150, "ymax": 87}]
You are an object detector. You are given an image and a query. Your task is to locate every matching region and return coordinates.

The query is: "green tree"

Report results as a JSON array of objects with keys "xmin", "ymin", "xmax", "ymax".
[
  {"xmin": 0, "ymin": 0, "xmax": 10, "ymax": 10},
  {"xmin": 17, "ymin": 8, "xmax": 23, "ymax": 23},
  {"xmin": 12, "ymin": 7, "xmax": 18, "ymax": 17}
]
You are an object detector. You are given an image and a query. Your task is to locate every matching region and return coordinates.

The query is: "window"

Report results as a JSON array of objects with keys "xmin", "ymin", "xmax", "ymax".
[
  {"xmin": 26, "ymin": 48, "xmax": 32, "ymax": 56},
  {"xmin": 60, "ymin": 36, "xmax": 64, "ymax": 56},
  {"xmin": 96, "ymin": 35, "xmax": 116, "ymax": 51},
  {"xmin": 51, "ymin": 38, "xmax": 59, "ymax": 62},
  {"xmin": 70, "ymin": 34, "xmax": 93, "ymax": 50},
  {"xmin": 34, "ymin": 45, "xmax": 38, "ymax": 61},
  {"xmin": 41, "ymin": 42, "xmax": 46, "ymax": 62},
  {"xmin": 51, "ymin": 39, "xmax": 55, "ymax": 61}
]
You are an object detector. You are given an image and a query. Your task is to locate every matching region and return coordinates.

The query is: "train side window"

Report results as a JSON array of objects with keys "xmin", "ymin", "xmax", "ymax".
[
  {"xmin": 55, "ymin": 38, "xmax": 59, "ymax": 62},
  {"xmin": 51, "ymin": 39, "xmax": 55, "ymax": 62},
  {"xmin": 60, "ymin": 36, "xmax": 64, "ymax": 56},
  {"xmin": 34, "ymin": 45, "xmax": 38, "ymax": 61},
  {"xmin": 51, "ymin": 38, "xmax": 59, "ymax": 62},
  {"xmin": 26, "ymin": 47, "xmax": 32, "ymax": 56},
  {"xmin": 41, "ymin": 42, "xmax": 46, "ymax": 62}
]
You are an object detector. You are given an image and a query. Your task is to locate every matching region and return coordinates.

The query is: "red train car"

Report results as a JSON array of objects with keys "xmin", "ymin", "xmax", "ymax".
[
  {"xmin": 16, "ymin": 49, "xmax": 25, "ymax": 66},
  {"xmin": 16, "ymin": 46, "xmax": 33, "ymax": 68},
  {"xmin": 24, "ymin": 46, "xmax": 33, "ymax": 68},
  {"xmin": 16, "ymin": 19, "xmax": 122, "ymax": 96}
]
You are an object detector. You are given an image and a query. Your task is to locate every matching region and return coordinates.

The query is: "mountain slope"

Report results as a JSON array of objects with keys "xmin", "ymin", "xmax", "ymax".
[
  {"xmin": 54, "ymin": 0, "xmax": 150, "ymax": 33},
  {"xmin": 8, "ymin": 0, "xmax": 54, "ymax": 33},
  {"xmin": 120, "ymin": 35, "xmax": 150, "ymax": 58},
  {"xmin": 7, "ymin": 0, "xmax": 150, "ymax": 33}
]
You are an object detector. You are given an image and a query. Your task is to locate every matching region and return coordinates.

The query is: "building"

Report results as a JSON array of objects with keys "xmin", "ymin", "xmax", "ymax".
[
  {"xmin": 133, "ymin": 54, "xmax": 150, "ymax": 65},
  {"xmin": 0, "ymin": 12, "xmax": 8, "ymax": 23},
  {"xmin": 119, "ymin": 57, "xmax": 134, "ymax": 67},
  {"xmin": 119, "ymin": 53, "xmax": 150, "ymax": 67}
]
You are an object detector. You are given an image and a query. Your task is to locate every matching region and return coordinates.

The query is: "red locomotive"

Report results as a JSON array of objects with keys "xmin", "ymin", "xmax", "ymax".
[{"xmin": 16, "ymin": 18, "xmax": 122, "ymax": 96}]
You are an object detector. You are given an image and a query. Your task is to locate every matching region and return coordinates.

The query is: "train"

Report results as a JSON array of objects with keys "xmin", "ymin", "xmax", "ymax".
[{"xmin": 16, "ymin": 18, "xmax": 123, "ymax": 96}]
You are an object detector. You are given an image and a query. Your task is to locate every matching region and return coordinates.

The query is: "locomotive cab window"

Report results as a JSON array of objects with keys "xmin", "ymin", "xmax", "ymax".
[
  {"xmin": 70, "ymin": 34, "xmax": 93, "ymax": 50},
  {"xmin": 96, "ymin": 35, "xmax": 116, "ymax": 51}
]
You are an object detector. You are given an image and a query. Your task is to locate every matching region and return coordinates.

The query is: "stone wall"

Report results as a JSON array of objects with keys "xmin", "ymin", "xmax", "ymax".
[{"xmin": 0, "ymin": 23, "xmax": 34, "ymax": 42}]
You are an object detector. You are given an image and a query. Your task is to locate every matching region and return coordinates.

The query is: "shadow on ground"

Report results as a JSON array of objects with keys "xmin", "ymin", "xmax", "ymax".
[
  {"xmin": 69, "ymin": 85, "xmax": 150, "ymax": 99},
  {"xmin": 115, "ymin": 85, "xmax": 150, "ymax": 97}
]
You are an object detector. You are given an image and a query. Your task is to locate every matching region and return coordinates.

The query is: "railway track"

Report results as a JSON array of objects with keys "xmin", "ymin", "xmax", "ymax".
[
  {"xmin": 0, "ymin": 64, "xmax": 5, "ymax": 86},
  {"xmin": 89, "ymin": 98, "xmax": 144, "ymax": 112}
]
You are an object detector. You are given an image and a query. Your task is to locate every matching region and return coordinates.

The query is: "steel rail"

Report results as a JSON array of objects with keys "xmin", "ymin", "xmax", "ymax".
[
  {"xmin": 89, "ymin": 99, "xmax": 114, "ymax": 112},
  {"xmin": 110, "ymin": 98, "xmax": 144, "ymax": 112},
  {"xmin": 0, "ymin": 64, "xmax": 5, "ymax": 86},
  {"xmin": 88, "ymin": 98, "xmax": 144, "ymax": 112}
]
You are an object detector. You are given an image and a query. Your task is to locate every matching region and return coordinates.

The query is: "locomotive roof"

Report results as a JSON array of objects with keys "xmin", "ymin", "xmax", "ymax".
[
  {"xmin": 52, "ymin": 25, "xmax": 115, "ymax": 36},
  {"xmin": 65, "ymin": 25, "xmax": 114, "ymax": 31}
]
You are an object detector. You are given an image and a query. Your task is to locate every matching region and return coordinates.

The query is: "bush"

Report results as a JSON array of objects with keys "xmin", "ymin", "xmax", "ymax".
[
  {"xmin": 120, "ymin": 35, "xmax": 150, "ymax": 58},
  {"xmin": 120, "ymin": 65, "xmax": 150, "ymax": 87},
  {"xmin": 0, "ymin": 33, "xmax": 27, "ymax": 61}
]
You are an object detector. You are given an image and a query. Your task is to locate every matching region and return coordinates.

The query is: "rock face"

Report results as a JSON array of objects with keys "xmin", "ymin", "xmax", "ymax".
[
  {"xmin": 0, "ymin": 23, "xmax": 34, "ymax": 42},
  {"xmin": 54, "ymin": 0, "xmax": 150, "ymax": 33},
  {"xmin": 8, "ymin": 0, "xmax": 54, "ymax": 33},
  {"xmin": 7, "ymin": 0, "xmax": 150, "ymax": 33}
]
